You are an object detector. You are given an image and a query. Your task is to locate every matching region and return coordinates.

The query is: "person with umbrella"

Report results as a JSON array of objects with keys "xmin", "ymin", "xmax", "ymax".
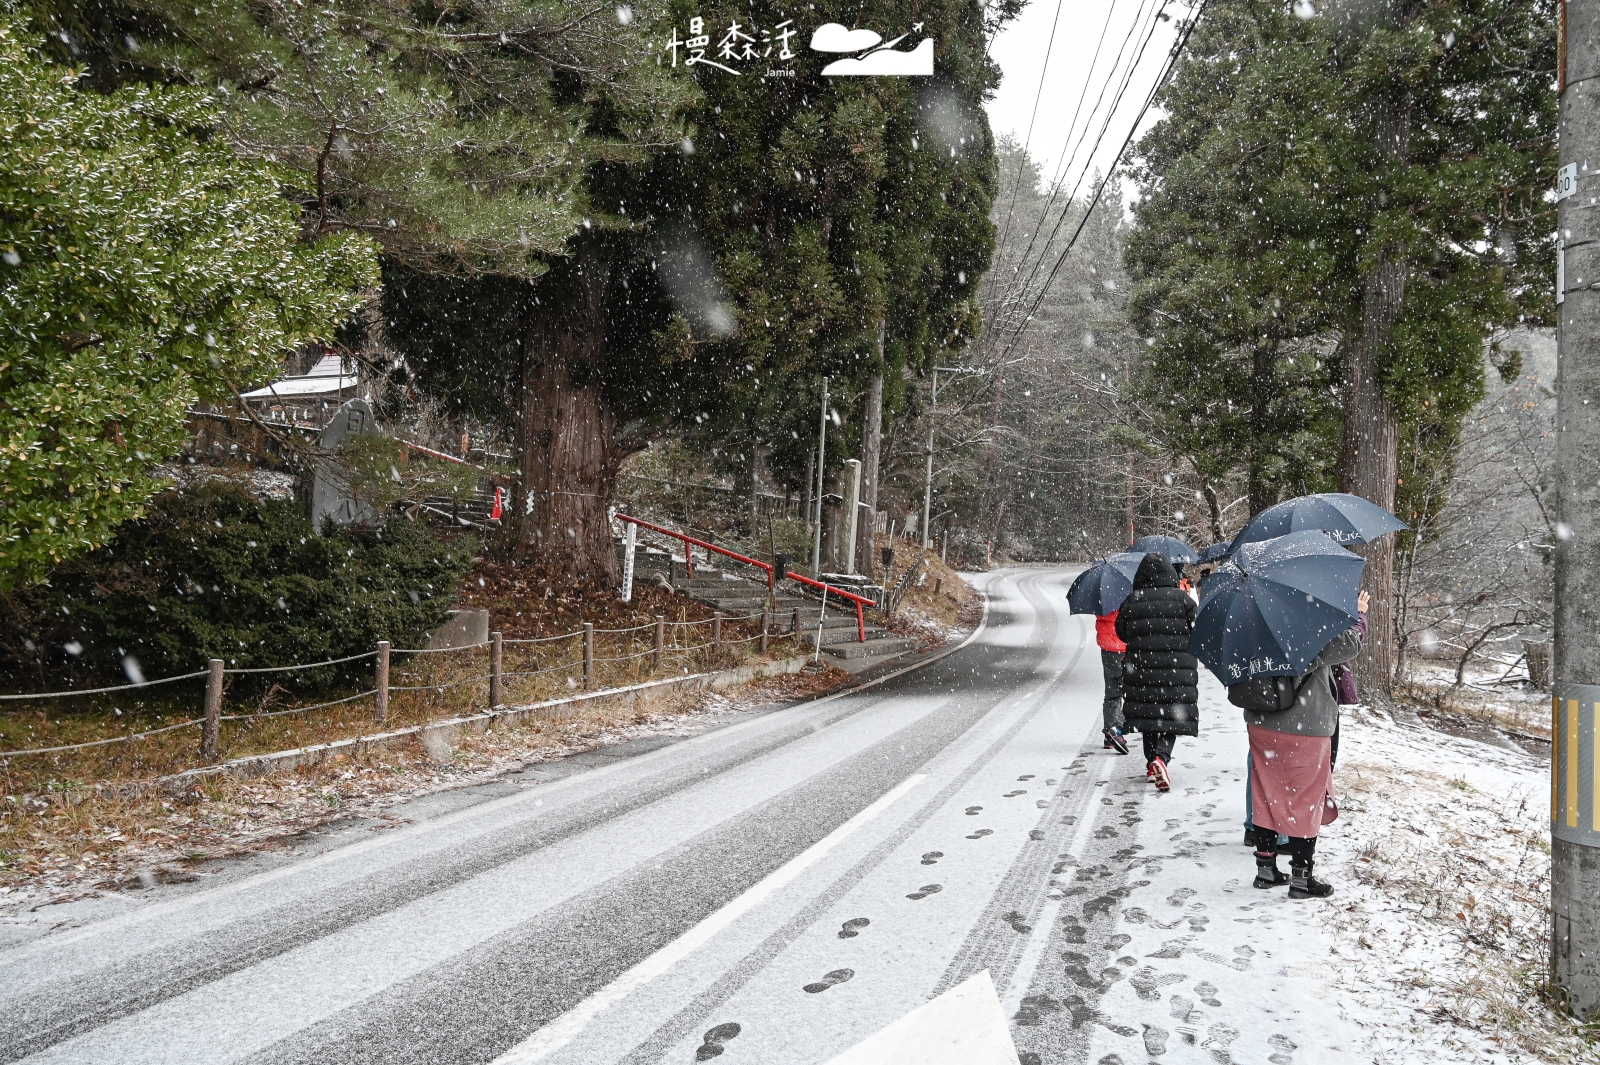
[
  {"xmin": 1066, "ymin": 553, "xmax": 1144, "ymax": 755},
  {"xmin": 1191, "ymin": 531, "xmax": 1371, "ymax": 899},
  {"xmin": 1225, "ymin": 494, "xmax": 1405, "ymax": 847},
  {"xmin": 1114, "ymin": 553, "xmax": 1200, "ymax": 791}
]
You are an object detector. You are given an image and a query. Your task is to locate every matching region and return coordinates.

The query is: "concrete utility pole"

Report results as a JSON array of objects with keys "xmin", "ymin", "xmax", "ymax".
[
  {"xmin": 811, "ymin": 379, "xmax": 829, "ymax": 575},
  {"xmin": 1553, "ymin": 0, "xmax": 1600, "ymax": 1019},
  {"xmin": 922, "ymin": 367, "xmax": 985, "ymax": 550}
]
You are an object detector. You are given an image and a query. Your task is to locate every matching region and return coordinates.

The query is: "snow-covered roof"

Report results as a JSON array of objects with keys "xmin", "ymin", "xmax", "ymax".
[{"xmin": 240, "ymin": 355, "xmax": 358, "ymax": 400}]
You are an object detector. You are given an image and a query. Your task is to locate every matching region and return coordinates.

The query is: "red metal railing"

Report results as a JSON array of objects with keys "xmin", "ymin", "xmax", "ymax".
[{"xmin": 616, "ymin": 513, "xmax": 871, "ymax": 642}]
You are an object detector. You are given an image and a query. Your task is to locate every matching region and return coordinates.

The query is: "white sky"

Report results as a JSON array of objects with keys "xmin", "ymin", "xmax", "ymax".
[{"xmin": 983, "ymin": 0, "xmax": 1189, "ymax": 198}]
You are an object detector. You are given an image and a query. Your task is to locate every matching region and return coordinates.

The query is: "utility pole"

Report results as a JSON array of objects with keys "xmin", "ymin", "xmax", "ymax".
[
  {"xmin": 811, "ymin": 379, "xmax": 829, "ymax": 575},
  {"xmin": 922, "ymin": 367, "xmax": 985, "ymax": 550},
  {"xmin": 1553, "ymin": 0, "xmax": 1600, "ymax": 1019}
]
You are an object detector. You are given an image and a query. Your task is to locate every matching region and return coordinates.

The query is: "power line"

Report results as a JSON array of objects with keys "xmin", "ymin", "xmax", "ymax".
[{"xmin": 991, "ymin": 0, "xmax": 1210, "ymax": 370}]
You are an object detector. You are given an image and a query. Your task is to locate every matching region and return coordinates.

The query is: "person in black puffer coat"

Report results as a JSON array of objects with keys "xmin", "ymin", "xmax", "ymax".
[{"xmin": 1114, "ymin": 553, "xmax": 1199, "ymax": 791}]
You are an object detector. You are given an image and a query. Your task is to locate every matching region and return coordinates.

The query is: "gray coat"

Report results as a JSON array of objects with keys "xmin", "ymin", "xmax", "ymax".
[{"xmin": 1241, "ymin": 627, "xmax": 1363, "ymax": 737}]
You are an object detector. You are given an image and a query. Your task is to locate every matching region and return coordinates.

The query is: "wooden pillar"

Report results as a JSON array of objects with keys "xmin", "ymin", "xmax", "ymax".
[
  {"xmin": 201, "ymin": 658, "xmax": 223, "ymax": 763},
  {"xmin": 374, "ymin": 640, "xmax": 390, "ymax": 723}
]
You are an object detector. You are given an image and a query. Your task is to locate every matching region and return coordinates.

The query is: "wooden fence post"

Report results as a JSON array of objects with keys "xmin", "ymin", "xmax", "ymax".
[
  {"xmin": 792, "ymin": 607, "xmax": 801, "ymax": 637},
  {"xmin": 760, "ymin": 606, "xmax": 769, "ymax": 654},
  {"xmin": 490, "ymin": 631, "xmax": 503, "ymax": 708},
  {"xmin": 713, "ymin": 612, "xmax": 723, "ymax": 650},
  {"xmin": 201, "ymin": 659, "xmax": 223, "ymax": 763},
  {"xmin": 375, "ymin": 640, "xmax": 390, "ymax": 724},
  {"xmin": 654, "ymin": 615, "xmax": 665, "ymax": 671},
  {"xmin": 583, "ymin": 623, "xmax": 594, "ymax": 689}
]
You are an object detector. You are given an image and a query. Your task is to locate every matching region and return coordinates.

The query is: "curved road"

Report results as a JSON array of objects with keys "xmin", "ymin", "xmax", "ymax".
[{"xmin": 0, "ymin": 567, "xmax": 1339, "ymax": 1065}]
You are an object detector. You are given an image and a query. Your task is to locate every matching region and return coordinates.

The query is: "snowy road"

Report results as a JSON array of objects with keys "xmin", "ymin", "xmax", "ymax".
[{"xmin": 0, "ymin": 567, "xmax": 1368, "ymax": 1065}]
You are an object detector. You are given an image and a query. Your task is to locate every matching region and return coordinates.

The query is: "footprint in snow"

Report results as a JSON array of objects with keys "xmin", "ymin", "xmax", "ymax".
[
  {"xmin": 1143, "ymin": 1025, "xmax": 1170, "ymax": 1057},
  {"xmin": 1187, "ymin": 916, "xmax": 1210, "ymax": 932},
  {"xmin": 1012, "ymin": 994, "xmax": 1062, "ymax": 1027},
  {"xmin": 802, "ymin": 968, "xmax": 854, "ymax": 993},
  {"xmin": 921, "ymin": 851, "xmax": 943, "ymax": 865},
  {"xmin": 836, "ymin": 918, "xmax": 870, "ymax": 939},
  {"xmin": 694, "ymin": 1023, "xmax": 742, "ymax": 1061},
  {"xmin": 1003, "ymin": 790, "xmax": 1027, "ymax": 797},
  {"xmin": 1001, "ymin": 910, "xmax": 1033, "ymax": 934},
  {"xmin": 966, "ymin": 828, "xmax": 993, "ymax": 840},
  {"xmin": 1195, "ymin": 980, "xmax": 1222, "ymax": 1007},
  {"xmin": 1018, "ymin": 1054, "xmax": 1043, "ymax": 1065},
  {"xmin": 1169, "ymin": 993, "xmax": 1196, "ymax": 1021},
  {"xmin": 1167, "ymin": 886, "xmax": 1196, "ymax": 906},
  {"xmin": 1018, "ymin": 774, "xmax": 1035, "ymax": 780},
  {"xmin": 906, "ymin": 883, "xmax": 943, "ymax": 900},
  {"xmin": 1029, "ymin": 829, "xmax": 1045, "ymax": 840},
  {"xmin": 1269, "ymin": 1032, "xmax": 1298, "ymax": 1064},
  {"xmin": 965, "ymin": 806, "xmax": 983, "ymax": 815},
  {"xmin": 1104, "ymin": 933, "xmax": 1132, "ymax": 950},
  {"xmin": 1046, "ymin": 778, "xmax": 1059, "ymax": 786}
]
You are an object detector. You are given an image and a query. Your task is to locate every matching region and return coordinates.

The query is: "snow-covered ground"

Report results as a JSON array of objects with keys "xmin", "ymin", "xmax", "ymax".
[{"xmin": 1078, "ymin": 677, "xmax": 1590, "ymax": 1065}]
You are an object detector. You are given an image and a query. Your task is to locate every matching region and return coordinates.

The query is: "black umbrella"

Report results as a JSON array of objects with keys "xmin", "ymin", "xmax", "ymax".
[
  {"xmin": 1190, "ymin": 531, "xmax": 1365, "ymax": 684},
  {"xmin": 1232, "ymin": 492, "xmax": 1407, "ymax": 549},
  {"xmin": 1066, "ymin": 552, "xmax": 1146, "ymax": 615},
  {"xmin": 1129, "ymin": 535, "xmax": 1200, "ymax": 564},
  {"xmin": 1197, "ymin": 541, "xmax": 1233, "ymax": 563}
]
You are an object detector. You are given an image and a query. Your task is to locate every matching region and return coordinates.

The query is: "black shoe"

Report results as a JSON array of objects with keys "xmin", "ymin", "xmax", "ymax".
[
  {"xmin": 1253, "ymin": 853, "xmax": 1289, "ymax": 888},
  {"xmin": 1103, "ymin": 727, "xmax": 1129, "ymax": 755},
  {"xmin": 1243, "ymin": 829, "xmax": 1254, "ymax": 847},
  {"xmin": 1288, "ymin": 861, "xmax": 1334, "ymax": 899}
]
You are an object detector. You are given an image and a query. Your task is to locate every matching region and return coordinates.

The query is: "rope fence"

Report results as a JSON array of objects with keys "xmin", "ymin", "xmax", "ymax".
[{"xmin": 0, "ymin": 606, "xmax": 803, "ymax": 765}]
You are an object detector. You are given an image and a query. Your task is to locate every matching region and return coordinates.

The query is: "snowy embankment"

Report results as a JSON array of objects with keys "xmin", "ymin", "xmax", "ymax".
[{"xmin": 1080, "ymin": 676, "xmax": 1590, "ymax": 1065}]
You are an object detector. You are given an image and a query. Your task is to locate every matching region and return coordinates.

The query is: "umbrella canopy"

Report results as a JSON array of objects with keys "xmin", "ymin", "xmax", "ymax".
[
  {"xmin": 1197, "ymin": 541, "xmax": 1233, "ymax": 563},
  {"xmin": 1232, "ymin": 492, "xmax": 1407, "ymax": 549},
  {"xmin": 1190, "ymin": 531, "xmax": 1365, "ymax": 684},
  {"xmin": 1129, "ymin": 535, "xmax": 1200, "ymax": 564},
  {"xmin": 1066, "ymin": 552, "xmax": 1146, "ymax": 615}
]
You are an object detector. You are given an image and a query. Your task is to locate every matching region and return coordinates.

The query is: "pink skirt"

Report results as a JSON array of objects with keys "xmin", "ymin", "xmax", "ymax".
[{"xmin": 1248, "ymin": 725, "xmax": 1338, "ymax": 839}]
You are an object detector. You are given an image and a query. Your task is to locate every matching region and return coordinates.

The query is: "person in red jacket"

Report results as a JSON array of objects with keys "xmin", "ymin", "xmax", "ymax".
[{"xmin": 1097, "ymin": 610, "xmax": 1130, "ymax": 754}]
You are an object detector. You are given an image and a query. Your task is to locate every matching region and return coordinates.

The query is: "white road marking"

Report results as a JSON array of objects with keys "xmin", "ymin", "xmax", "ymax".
[{"xmin": 493, "ymin": 772, "xmax": 931, "ymax": 1064}]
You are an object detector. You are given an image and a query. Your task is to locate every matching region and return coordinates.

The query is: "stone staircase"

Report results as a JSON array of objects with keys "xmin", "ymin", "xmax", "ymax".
[{"xmin": 619, "ymin": 542, "xmax": 918, "ymax": 661}]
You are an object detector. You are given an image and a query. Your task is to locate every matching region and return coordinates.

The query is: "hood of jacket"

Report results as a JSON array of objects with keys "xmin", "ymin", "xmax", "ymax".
[{"xmin": 1133, "ymin": 552, "xmax": 1180, "ymax": 589}]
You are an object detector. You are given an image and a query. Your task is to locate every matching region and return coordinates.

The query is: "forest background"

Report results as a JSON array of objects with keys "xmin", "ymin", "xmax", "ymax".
[{"xmin": 0, "ymin": 0, "xmax": 1560, "ymax": 701}]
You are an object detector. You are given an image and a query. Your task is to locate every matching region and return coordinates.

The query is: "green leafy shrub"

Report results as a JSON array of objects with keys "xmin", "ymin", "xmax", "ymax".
[
  {"xmin": 0, "ymin": 16, "xmax": 379, "ymax": 588},
  {"xmin": 0, "ymin": 483, "xmax": 476, "ymax": 689}
]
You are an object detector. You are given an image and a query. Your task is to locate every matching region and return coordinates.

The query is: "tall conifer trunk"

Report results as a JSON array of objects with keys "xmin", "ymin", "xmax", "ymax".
[
  {"xmin": 1340, "ymin": 91, "xmax": 1409, "ymax": 697},
  {"xmin": 513, "ymin": 237, "xmax": 623, "ymax": 583}
]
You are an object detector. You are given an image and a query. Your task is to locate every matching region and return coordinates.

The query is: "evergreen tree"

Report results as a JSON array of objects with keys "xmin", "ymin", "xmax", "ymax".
[
  {"xmin": 1125, "ymin": 0, "xmax": 1554, "ymax": 690},
  {"xmin": 391, "ymin": 1, "xmax": 1012, "ymax": 580},
  {"xmin": 0, "ymin": 14, "xmax": 375, "ymax": 588}
]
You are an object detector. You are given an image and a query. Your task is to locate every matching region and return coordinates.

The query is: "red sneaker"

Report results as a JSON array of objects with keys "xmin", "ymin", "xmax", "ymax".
[
  {"xmin": 1146, "ymin": 762, "xmax": 1157, "ymax": 781},
  {"xmin": 1151, "ymin": 757, "xmax": 1171, "ymax": 792}
]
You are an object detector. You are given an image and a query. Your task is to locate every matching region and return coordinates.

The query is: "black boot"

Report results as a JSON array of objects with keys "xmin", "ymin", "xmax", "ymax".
[
  {"xmin": 1253, "ymin": 850, "xmax": 1288, "ymax": 888},
  {"xmin": 1288, "ymin": 860, "xmax": 1333, "ymax": 899}
]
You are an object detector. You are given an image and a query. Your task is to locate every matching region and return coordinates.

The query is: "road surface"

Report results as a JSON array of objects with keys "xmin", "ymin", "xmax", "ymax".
[{"xmin": 0, "ymin": 567, "xmax": 1352, "ymax": 1065}]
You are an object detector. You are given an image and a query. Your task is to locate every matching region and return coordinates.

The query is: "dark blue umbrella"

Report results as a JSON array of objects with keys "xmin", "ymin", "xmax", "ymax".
[
  {"xmin": 1232, "ymin": 492, "xmax": 1407, "ymax": 549},
  {"xmin": 1129, "ymin": 535, "xmax": 1200, "ymax": 564},
  {"xmin": 1190, "ymin": 531, "xmax": 1365, "ymax": 684},
  {"xmin": 1066, "ymin": 552, "xmax": 1146, "ymax": 615},
  {"xmin": 1197, "ymin": 541, "xmax": 1233, "ymax": 563}
]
